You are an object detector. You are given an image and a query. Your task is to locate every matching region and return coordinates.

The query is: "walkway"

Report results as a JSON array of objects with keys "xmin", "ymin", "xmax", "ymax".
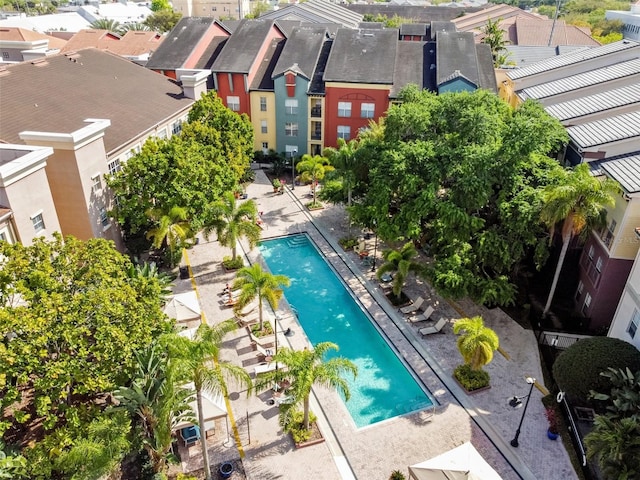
[{"xmin": 172, "ymin": 166, "xmax": 577, "ymax": 480}]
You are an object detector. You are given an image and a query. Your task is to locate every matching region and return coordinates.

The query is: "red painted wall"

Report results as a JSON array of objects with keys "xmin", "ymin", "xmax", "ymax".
[
  {"xmin": 152, "ymin": 69, "xmax": 177, "ymax": 80},
  {"xmin": 324, "ymin": 85, "xmax": 390, "ymax": 148},
  {"xmin": 215, "ymin": 72, "xmax": 250, "ymax": 115}
]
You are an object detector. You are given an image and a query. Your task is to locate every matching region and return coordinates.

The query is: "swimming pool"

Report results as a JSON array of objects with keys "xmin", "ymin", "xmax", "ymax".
[{"xmin": 259, "ymin": 234, "xmax": 433, "ymax": 428}]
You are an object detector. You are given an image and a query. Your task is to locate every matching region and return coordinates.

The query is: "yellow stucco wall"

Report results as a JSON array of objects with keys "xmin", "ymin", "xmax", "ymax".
[{"xmin": 250, "ymin": 91, "xmax": 276, "ymax": 153}]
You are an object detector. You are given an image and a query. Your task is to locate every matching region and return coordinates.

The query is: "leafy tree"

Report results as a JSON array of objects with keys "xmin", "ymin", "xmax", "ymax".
[
  {"xmin": 164, "ymin": 322, "xmax": 252, "ymax": 480},
  {"xmin": 202, "ymin": 191, "xmax": 261, "ymax": 263},
  {"xmin": 0, "ymin": 442, "xmax": 27, "ymax": 479},
  {"xmin": 452, "ymin": 316, "xmax": 499, "ymax": 371},
  {"xmin": 590, "ymin": 368, "xmax": 640, "ymax": 421},
  {"xmin": 150, "ymin": 0, "xmax": 171, "ymax": 11},
  {"xmin": 90, "ymin": 18, "xmax": 123, "ymax": 34},
  {"xmin": 296, "ymin": 154, "xmax": 334, "ymax": 205},
  {"xmin": 585, "ymin": 415, "xmax": 640, "ymax": 479},
  {"xmin": 349, "ymin": 89, "xmax": 568, "ymax": 306},
  {"xmin": 245, "ymin": 0, "xmax": 269, "ymax": 18},
  {"xmin": 481, "ymin": 18, "xmax": 508, "ymax": 67},
  {"xmin": 144, "ymin": 10, "xmax": 182, "ymax": 33},
  {"xmin": 255, "ymin": 343, "xmax": 357, "ymax": 430},
  {"xmin": 126, "ymin": 261, "xmax": 173, "ymax": 300},
  {"xmin": 540, "ymin": 163, "xmax": 618, "ymax": 316},
  {"xmin": 114, "ymin": 343, "xmax": 194, "ymax": 474},
  {"xmin": 376, "ymin": 242, "xmax": 424, "ymax": 299},
  {"xmin": 0, "ymin": 234, "xmax": 172, "ymax": 439},
  {"xmin": 146, "ymin": 205, "xmax": 192, "ymax": 267},
  {"xmin": 552, "ymin": 337, "xmax": 640, "ymax": 404},
  {"xmin": 232, "ymin": 264, "xmax": 290, "ymax": 331}
]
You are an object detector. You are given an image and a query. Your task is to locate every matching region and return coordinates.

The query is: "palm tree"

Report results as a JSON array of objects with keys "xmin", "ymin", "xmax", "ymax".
[
  {"xmin": 164, "ymin": 322, "xmax": 252, "ymax": 480},
  {"xmin": 323, "ymin": 138, "xmax": 360, "ymax": 207},
  {"xmin": 202, "ymin": 191, "xmax": 261, "ymax": 263},
  {"xmin": 585, "ymin": 415, "xmax": 640, "ymax": 479},
  {"xmin": 233, "ymin": 263, "xmax": 290, "ymax": 331},
  {"xmin": 255, "ymin": 342, "xmax": 357, "ymax": 430},
  {"xmin": 376, "ymin": 242, "xmax": 424, "ymax": 299},
  {"xmin": 121, "ymin": 22, "xmax": 151, "ymax": 32},
  {"xmin": 452, "ymin": 316, "xmax": 499, "ymax": 371},
  {"xmin": 90, "ymin": 19, "xmax": 124, "ymax": 35},
  {"xmin": 296, "ymin": 154, "xmax": 334, "ymax": 205},
  {"xmin": 126, "ymin": 261, "xmax": 173, "ymax": 300},
  {"xmin": 146, "ymin": 206, "xmax": 191, "ymax": 267},
  {"xmin": 540, "ymin": 164, "xmax": 618, "ymax": 316}
]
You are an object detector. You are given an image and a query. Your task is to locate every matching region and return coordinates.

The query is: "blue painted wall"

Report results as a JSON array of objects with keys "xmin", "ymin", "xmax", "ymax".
[{"xmin": 273, "ymin": 73, "xmax": 309, "ymax": 156}]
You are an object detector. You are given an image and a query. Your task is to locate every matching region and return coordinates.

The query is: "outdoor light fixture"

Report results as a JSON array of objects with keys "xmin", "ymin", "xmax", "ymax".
[
  {"xmin": 510, "ymin": 377, "xmax": 536, "ymax": 448},
  {"xmin": 371, "ymin": 219, "xmax": 378, "ymax": 272},
  {"xmin": 291, "ymin": 148, "xmax": 297, "ymax": 190}
]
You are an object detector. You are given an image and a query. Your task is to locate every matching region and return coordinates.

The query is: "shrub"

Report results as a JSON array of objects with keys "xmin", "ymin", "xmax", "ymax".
[
  {"xmin": 454, "ymin": 364, "xmax": 490, "ymax": 391},
  {"xmin": 545, "ymin": 407, "xmax": 559, "ymax": 434},
  {"xmin": 250, "ymin": 321, "xmax": 273, "ymax": 337},
  {"xmin": 389, "ymin": 470, "xmax": 406, "ymax": 480},
  {"xmin": 552, "ymin": 337, "xmax": 640, "ymax": 404},
  {"xmin": 222, "ymin": 256, "xmax": 243, "ymax": 270},
  {"xmin": 280, "ymin": 409, "xmax": 317, "ymax": 444},
  {"xmin": 339, "ymin": 236, "xmax": 358, "ymax": 250}
]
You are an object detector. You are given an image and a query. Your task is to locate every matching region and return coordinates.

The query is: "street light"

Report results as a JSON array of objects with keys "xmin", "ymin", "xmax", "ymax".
[
  {"xmin": 510, "ymin": 377, "xmax": 536, "ymax": 448},
  {"xmin": 291, "ymin": 148, "xmax": 297, "ymax": 190},
  {"xmin": 371, "ymin": 219, "xmax": 378, "ymax": 272}
]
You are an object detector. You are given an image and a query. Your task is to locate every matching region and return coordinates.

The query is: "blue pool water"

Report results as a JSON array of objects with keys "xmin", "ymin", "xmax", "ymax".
[{"xmin": 259, "ymin": 234, "xmax": 433, "ymax": 428}]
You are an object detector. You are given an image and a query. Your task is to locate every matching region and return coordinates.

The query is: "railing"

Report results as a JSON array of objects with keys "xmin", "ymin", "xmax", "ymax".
[
  {"xmin": 559, "ymin": 396, "xmax": 588, "ymax": 468},
  {"xmin": 311, "ymin": 106, "xmax": 322, "ymax": 117},
  {"xmin": 311, "ymin": 132, "xmax": 321, "ymax": 140},
  {"xmin": 538, "ymin": 330, "xmax": 591, "ymax": 350}
]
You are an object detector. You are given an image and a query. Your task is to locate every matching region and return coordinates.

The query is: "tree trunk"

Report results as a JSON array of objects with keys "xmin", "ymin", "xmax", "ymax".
[
  {"xmin": 303, "ymin": 396, "xmax": 310, "ymax": 431},
  {"xmin": 197, "ymin": 389, "xmax": 212, "ymax": 480},
  {"xmin": 258, "ymin": 296, "xmax": 263, "ymax": 331},
  {"xmin": 543, "ymin": 229, "xmax": 572, "ymax": 317}
]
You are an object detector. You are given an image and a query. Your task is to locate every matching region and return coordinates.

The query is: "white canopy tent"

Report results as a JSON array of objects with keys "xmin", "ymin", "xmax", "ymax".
[
  {"xmin": 163, "ymin": 291, "xmax": 201, "ymax": 323},
  {"xmin": 175, "ymin": 383, "xmax": 228, "ymax": 434},
  {"xmin": 409, "ymin": 442, "xmax": 503, "ymax": 480}
]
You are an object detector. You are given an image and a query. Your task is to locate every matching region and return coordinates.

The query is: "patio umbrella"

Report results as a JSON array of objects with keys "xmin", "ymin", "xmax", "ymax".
[
  {"xmin": 163, "ymin": 291, "xmax": 201, "ymax": 323},
  {"xmin": 408, "ymin": 442, "xmax": 503, "ymax": 480}
]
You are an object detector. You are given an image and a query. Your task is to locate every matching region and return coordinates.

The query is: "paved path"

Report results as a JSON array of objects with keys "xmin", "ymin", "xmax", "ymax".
[{"xmin": 172, "ymin": 166, "xmax": 577, "ymax": 480}]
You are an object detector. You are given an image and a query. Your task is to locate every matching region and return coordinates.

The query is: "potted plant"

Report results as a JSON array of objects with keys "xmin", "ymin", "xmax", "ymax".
[
  {"xmin": 272, "ymin": 178, "xmax": 282, "ymax": 193},
  {"xmin": 545, "ymin": 407, "xmax": 560, "ymax": 440}
]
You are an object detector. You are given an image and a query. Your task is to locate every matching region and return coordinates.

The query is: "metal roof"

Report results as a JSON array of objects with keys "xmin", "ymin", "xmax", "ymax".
[
  {"xmin": 259, "ymin": 0, "xmax": 363, "ymax": 29},
  {"xmin": 567, "ymin": 111, "xmax": 640, "ymax": 148},
  {"xmin": 600, "ymin": 153, "xmax": 640, "ymax": 193},
  {"xmin": 546, "ymin": 83, "xmax": 640, "ymax": 121},
  {"xmin": 506, "ymin": 39, "xmax": 640, "ymax": 80},
  {"xmin": 518, "ymin": 58, "xmax": 640, "ymax": 100}
]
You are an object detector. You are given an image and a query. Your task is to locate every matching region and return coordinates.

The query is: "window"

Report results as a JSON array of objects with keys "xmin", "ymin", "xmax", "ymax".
[
  {"xmin": 582, "ymin": 293, "xmax": 591, "ymax": 316},
  {"xmin": 285, "ymin": 122, "xmax": 298, "ymax": 137},
  {"xmin": 628, "ymin": 309, "xmax": 639, "ymax": 339},
  {"xmin": 338, "ymin": 102, "xmax": 351, "ymax": 117},
  {"xmin": 595, "ymin": 257, "xmax": 603, "ymax": 273},
  {"xmin": 171, "ymin": 120, "xmax": 182, "ymax": 135},
  {"xmin": 2, "ymin": 52, "xmax": 9, "ymax": 59},
  {"xmin": 227, "ymin": 96, "xmax": 240, "ymax": 112},
  {"xmin": 261, "ymin": 120, "xmax": 268, "ymax": 134},
  {"xmin": 156, "ymin": 128, "xmax": 168, "ymax": 140},
  {"xmin": 588, "ymin": 245, "xmax": 594, "ymax": 260},
  {"xmin": 361, "ymin": 103, "xmax": 375, "ymax": 118},
  {"xmin": 0, "ymin": 232, "xmax": 6, "ymax": 242},
  {"xmin": 99, "ymin": 207, "xmax": 110, "ymax": 228},
  {"xmin": 31, "ymin": 213, "xmax": 45, "ymax": 233},
  {"xmin": 337, "ymin": 125, "xmax": 350, "ymax": 140},
  {"xmin": 91, "ymin": 173, "xmax": 102, "ymax": 191},
  {"xmin": 261, "ymin": 142, "xmax": 268, "ymax": 153},
  {"xmin": 260, "ymin": 97, "xmax": 267, "ymax": 112},
  {"xmin": 575, "ymin": 281, "xmax": 583, "ymax": 301},
  {"xmin": 108, "ymin": 159, "xmax": 121, "ymax": 175},
  {"xmin": 285, "ymin": 99, "xmax": 298, "ymax": 115},
  {"xmin": 285, "ymin": 145, "xmax": 298, "ymax": 157}
]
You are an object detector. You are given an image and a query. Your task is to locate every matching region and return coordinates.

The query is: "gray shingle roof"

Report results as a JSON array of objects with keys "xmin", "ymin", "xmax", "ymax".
[
  {"xmin": 518, "ymin": 58, "xmax": 640, "ymax": 101},
  {"xmin": 507, "ymin": 39, "xmax": 640, "ymax": 80},
  {"xmin": 347, "ymin": 4, "xmax": 483, "ymax": 24},
  {"xmin": 546, "ymin": 84, "xmax": 640, "ymax": 122},
  {"xmin": 146, "ymin": 17, "xmax": 224, "ymax": 70},
  {"xmin": 309, "ymin": 38, "xmax": 332, "ymax": 95},
  {"xmin": 567, "ymin": 111, "xmax": 640, "ymax": 148},
  {"xmin": 323, "ymin": 28, "xmax": 398, "ymax": 84},
  {"xmin": 0, "ymin": 49, "xmax": 193, "ymax": 154},
  {"xmin": 212, "ymin": 19, "xmax": 282, "ymax": 74},
  {"xmin": 475, "ymin": 43, "xmax": 497, "ymax": 92},
  {"xmin": 600, "ymin": 153, "xmax": 640, "ymax": 193},
  {"xmin": 400, "ymin": 23, "xmax": 428, "ymax": 36},
  {"xmin": 436, "ymin": 31, "xmax": 479, "ymax": 87},
  {"xmin": 391, "ymin": 41, "xmax": 426, "ymax": 97},
  {"xmin": 272, "ymin": 27, "xmax": 328, "ymax": 80},
  {"xmin": 250, "ymin": 38, "xmax": 285, "ymax": 91}
]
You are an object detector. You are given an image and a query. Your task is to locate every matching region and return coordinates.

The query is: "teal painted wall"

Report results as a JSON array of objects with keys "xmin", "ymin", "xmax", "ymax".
[
  {"xmin": 438, "ymin": 78, "xmax": 476, "ymax": 94},
  {"xmin": 274, "ymin": 74, "xmax": 309, "ymax": 156}
]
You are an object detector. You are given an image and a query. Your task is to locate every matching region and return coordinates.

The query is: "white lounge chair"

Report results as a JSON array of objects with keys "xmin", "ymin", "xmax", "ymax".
[
  {"xmin": 254, "ymin": 361, "xmax": 281, "ymax": 375},
  {"xmin": 272, "ymin": 394, "xmax": 294, "ymax": 406},
  {"xmin": 400, "ymin": 297, "xmax": 425, "ymax": 314},
  {"xmin": 353, "ymin": 240, "xmax": 366, "ymax": 255},
  {"xmin": 254, "ymin": 343, "xmax": 273, "ymax": 361},
  {"xmin": 419, "ymin": 318, "xmax": 447, "ymax": 336},
  {"xmin": 408, "ymin": 305, "xmax": 435, "ymax": 323}
]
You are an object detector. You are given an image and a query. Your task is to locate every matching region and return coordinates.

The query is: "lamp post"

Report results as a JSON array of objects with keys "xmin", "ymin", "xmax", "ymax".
[
  {"xmin": 291, "ymin": 148, "xmax": 297, "ymax": 190},
  {"xmin": 510, "ymin": 377, "xmax": 536, "ymax": 448},
  {"xmin": 371, "ymin": 219, "xmax": 378, "ymax": 272}
]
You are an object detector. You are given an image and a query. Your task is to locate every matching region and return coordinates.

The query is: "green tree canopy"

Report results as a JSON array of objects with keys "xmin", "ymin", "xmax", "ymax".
[
  {"xmin": 144, "ymin": 10, "xmax": 182, "ymax": 33},
  {"xmin": 349, "ymin": 88, "xmax": 568, "ymax": 306},
  {"xmin": 453, "ymin": 316, "xmax": 499, "ymax": 371},
  {"xmin": 0, "ymin": 234, "xmax": 173, "ymax": 439},
  {"xmin": 376, "ymin": 242, "xmax": 424, "ymax": 299}
]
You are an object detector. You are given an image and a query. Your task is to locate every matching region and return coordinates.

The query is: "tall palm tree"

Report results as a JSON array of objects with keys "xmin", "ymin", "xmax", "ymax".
[
  {"xmin": 255, "ymin": 342, "xmax": 357, "ymax": 430},
  {"xmin": 540, "ymin": 164, "xmax": 618, "ymax": 316},
  {"xmin": 585, "ymin": 415, "xmax": 640, "ymax": 479},
  {"xmin": 323, "ymin": 138, "xmax": 360, "ymax": 207},
  {"xmin": 452, "ymin": 316, "xmax": 499, "ymax": 371},
  {"xmin": 146, "ymin": 206, "xmax": 191, "ymax": 267},
  {"xmin": 90, "ymin": 19, "xmax": 124, "ymax": 35},
  {"xmin": 164, "ymin": 322, "xmax": 252, "ymax": 480},
  {"xmin": 202, "ymin": 191, "xmax": 261, "ymax": 262},
  {"xmin": 376, "ymin": 242, "xmax": 424, "ymax": 299},
  {"xmin": 233, "ymin": 264, "xmax": 290, "ymax": 331},
  {"xmin": 296, "ymin": 154, "xmax": 334, "ymax": 205}
]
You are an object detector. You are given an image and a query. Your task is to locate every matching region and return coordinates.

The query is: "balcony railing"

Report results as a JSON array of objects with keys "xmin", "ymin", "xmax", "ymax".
[
  {"xmin": 311, "ymin": 131, "xmax": 322, "ymax": 140},
  {"xmin": 311, "ymin": 106, "xmax": 322, "ymax": 117}
]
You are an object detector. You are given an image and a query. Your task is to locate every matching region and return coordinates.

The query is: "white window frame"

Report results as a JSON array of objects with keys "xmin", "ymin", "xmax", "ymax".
[
  {"xmin": 171, "ymin": 120, "xmax": 182, "ymax": 135},
  {"xmin": 285, "ymin": 145, "xmax": 298, "ymax": 157},
  {"xmin": 227, "ymin": 96, "xmax": 240, "ymax": 112},
  {"xmin": 628, "ymin": 309, "xmax": 639, "ymax": 339},
  {"xmin": 338, "ymin": 101, "xmax": 352, "ymax": 117},
  {"xmin": 108, "ymin": 159, "xmax": 121, "ymax": 175},
  {"xmin": 31, "ymin": 212, "xmax": 45, "ymax": 233},
  {"xmin": 575, "ymin": 281, "xmax": 583, "ymax": 301},
  {"xmin": 285, "ymin": 99, "xmax": 298, "ymax": 115},
  {"xmin": 261, "ymin": 142, "xmax": 268, "ymax": 153},
  {"xmin": 99, "ymin": 207, "xmax": 110, "ymax": 228},
  {"xmin": 337, "ymin": 125, "xmax": 351, "ymax": 140},
  {"xmin": 285, "ymin": 122, "xmax": 298, "ymax": 137},
  {"xmin": 260, "ymin": 96, "xmax": 267, "ymax": 112},
  {"xmin": 595, "ymin": 257, "xmax": 603, "ymax": 273},
  {"xmin": 588, "ymin": 245, "xmax": 595, "ymax": 260},
  {"xmin": 91, "ymin": 173, "xmax": 102, "ymax": 191},
  {"xmin": 156, "ymin": 128, "xmax": 168, "ymax": 139},
  {"xmin": 582, "ymin": 293, "xmax": 591, "ymax": 316},
  {"xmin": 361, "ymin": 102, "xmax": 375, "ymax": 118},
  {"xmin": 261, "ymin": 120, "xmax": 268, "ymax": 134}
]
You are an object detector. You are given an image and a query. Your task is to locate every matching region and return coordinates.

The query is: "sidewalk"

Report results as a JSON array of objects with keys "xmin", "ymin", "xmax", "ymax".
[{"xmin": 173, "ymin": 166, "xmax": 577, "ymax": 480}]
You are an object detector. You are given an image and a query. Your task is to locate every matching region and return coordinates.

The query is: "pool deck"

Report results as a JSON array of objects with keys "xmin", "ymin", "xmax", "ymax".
[{"xmin": 172, "ymin": 166, "xmax": 578, "ymax": 480}]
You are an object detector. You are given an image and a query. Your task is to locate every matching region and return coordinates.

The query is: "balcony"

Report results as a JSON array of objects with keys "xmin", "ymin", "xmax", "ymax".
[
  {"xmin": 311, "ymin": 131, "xmax": 322, "ymax": 140},
  {"xmin": 311, "ymin": 106, "xmax": 322, "ymax": 118}
]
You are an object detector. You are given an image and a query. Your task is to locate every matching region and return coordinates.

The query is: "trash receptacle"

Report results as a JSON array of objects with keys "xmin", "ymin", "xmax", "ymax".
[
  {"xmin": 179, "ymin": 266, "xmax": 189, "ymax": 279},
  {"xmin": 219, "ymin": 461, "xmax": 234, "ymax": 479}
]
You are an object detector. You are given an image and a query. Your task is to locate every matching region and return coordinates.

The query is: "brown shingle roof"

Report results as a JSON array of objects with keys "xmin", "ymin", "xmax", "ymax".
[
  {"xmin": 514, "ymin": 18, "xmax": 600, "ymax": 47},
  {"xmin": 0, "ymin": 49, "xmax": 193, "ymax": 154},
  {"xmin": 0, "ymin": 27, "xmax": 67, "ymax": 50},
  {"xmin": 60, "ymin": 29, "xmax": 165, "ymax": 57}
]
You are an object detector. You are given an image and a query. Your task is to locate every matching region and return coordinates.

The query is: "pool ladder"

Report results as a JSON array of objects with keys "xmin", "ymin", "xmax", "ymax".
[{"xmin": 287, "ymin": 236, "xmax": 306, "ymax": 248}]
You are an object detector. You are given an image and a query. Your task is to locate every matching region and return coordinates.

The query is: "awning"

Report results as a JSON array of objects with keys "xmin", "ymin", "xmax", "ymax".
[
  {"xmin": 163, "ymin": 291, "xmax": 201, "ymax": 323},
  {"xmin": 409, "ymin": 442, "xmax": 503, "ymax": 480}
]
